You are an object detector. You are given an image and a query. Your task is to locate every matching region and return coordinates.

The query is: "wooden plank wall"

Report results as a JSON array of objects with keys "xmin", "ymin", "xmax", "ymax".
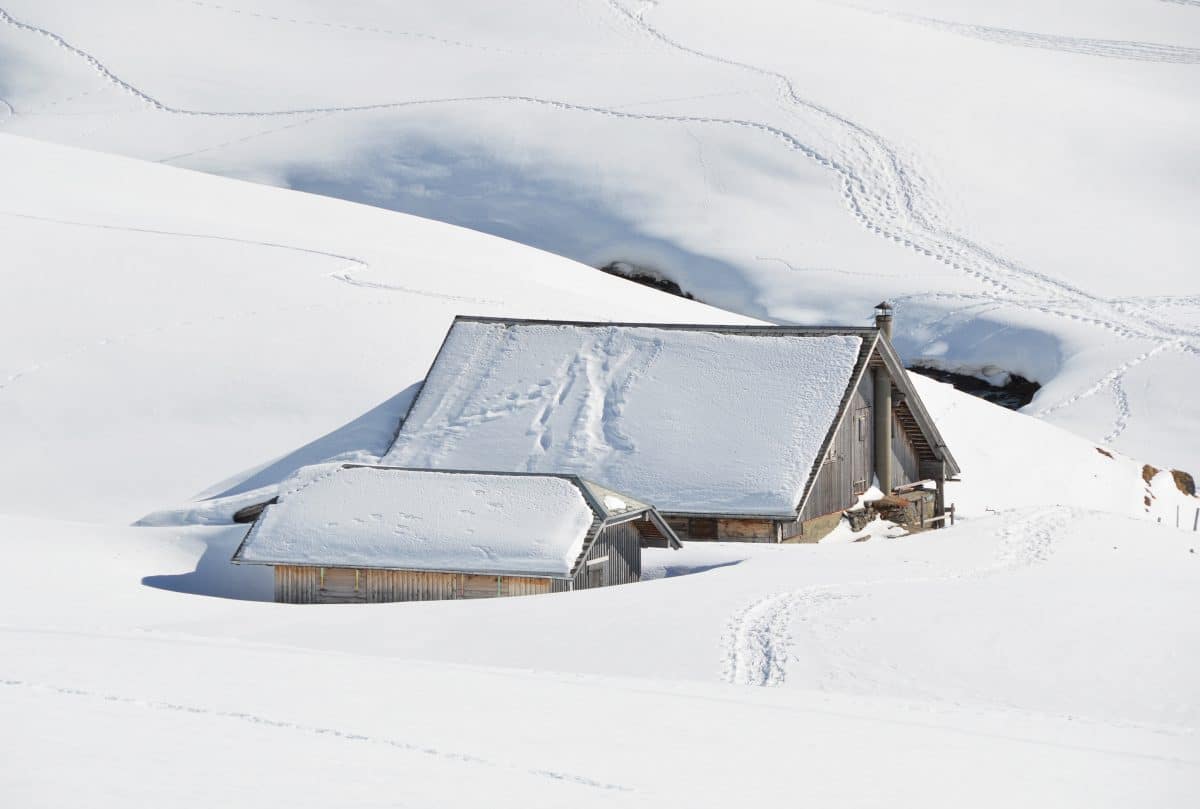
[
  {"xmin": 275, "ymin": 565, "xmax": 318, "ymax": 603},
  {"xmin": 665, "ymin": 516, "xmax": 776, "ymax": 543},
  {"xmin": 273, "ymin": 565, "xmax": 553, "ymax": 603},
  {"xmin": 801, "ymin": 372, "xmax": 873, "ymax": 522},
  {"xmin": 572, "ymin": 521, "xmax": 642, "ymax": 589}
]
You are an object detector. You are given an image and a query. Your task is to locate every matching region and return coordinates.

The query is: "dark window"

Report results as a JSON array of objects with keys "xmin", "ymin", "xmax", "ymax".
[{"xmin": 689, "ymin": 518, "xmax": 718, "ymax": 539}]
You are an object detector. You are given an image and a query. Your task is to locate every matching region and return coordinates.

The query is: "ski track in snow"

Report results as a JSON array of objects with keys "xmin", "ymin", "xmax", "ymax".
[
  {"xmin": 722, "ymin": 507, "xmax": 1071, "ymax": 687},
  {"xmin": 0, "ymin": 210, "xmax": 496, "ymax": 394},
  {"xmin": 0, "ymin": 209, "xmax": 496, "ymax": 305},
  {"xmin": 179, "ymin": 0, "xmax": 537, "ymax": 55},
  {"xmin": 856, "ymin": 7, "xmax": 1200, "ymax": 63},
  {"xmin": 0, "ymin": 677, "xmax": 633, "ymax": 793},
  {"xmin": 4, "ymin": 2, "xmax": 1198, "ymax": 431}
]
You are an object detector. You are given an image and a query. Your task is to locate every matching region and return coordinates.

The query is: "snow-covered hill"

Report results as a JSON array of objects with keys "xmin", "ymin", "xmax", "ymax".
[
  {"xmin": 1, "ymin": 0, "xmax": 1197, "ymax": 469},
  {"xmin": 1, "ymin": 133, "xmax": 1197, "ymax": 806},
  {"xmin": 0, "ymin": 133, "xmax": 733, "ymax": 523}
]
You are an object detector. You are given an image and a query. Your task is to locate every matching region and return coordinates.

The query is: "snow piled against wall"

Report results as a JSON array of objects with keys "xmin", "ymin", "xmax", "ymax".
[
  {"xmin": 386, "ymin": 322, "xmax": 862, "ymax": 515},
  {"xmin": 238, "ymin": 465, "xmax": 596, "ymax": 577}
]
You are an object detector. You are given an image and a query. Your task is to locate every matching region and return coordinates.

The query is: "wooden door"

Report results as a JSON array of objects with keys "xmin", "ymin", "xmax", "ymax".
[
  {"xmin": 316, "ymin": 567, "xmax": 366, "ymax": 604},
  {"xmin": 852, "ymin": 406, "xmax": 871, "ymax": 494}
]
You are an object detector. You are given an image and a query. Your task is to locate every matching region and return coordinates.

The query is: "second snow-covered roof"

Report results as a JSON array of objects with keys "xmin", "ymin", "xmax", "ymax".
[
  {"xmin": 235, "ymin": 465, "xmax": 601, "ymax": 577},
  {"xmin": 385, "ymin": 319, "xmax": 865, "ymax": 516}
]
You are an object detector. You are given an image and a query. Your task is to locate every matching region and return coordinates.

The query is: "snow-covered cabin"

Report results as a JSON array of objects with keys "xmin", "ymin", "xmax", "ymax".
[
  {"xmin": 231, "ymin": 464, "xmax": 681, "ymax": 603},
  {"xmin": 384, "ymin": 311, "xmax": 959, "ymax": 542}
]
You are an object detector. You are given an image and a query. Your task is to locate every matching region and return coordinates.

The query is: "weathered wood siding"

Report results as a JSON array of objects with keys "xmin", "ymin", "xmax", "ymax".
[
  {"xmin": 665, "ymin": 516, "xmax": 775, "ymax": 543},
  {"xmin": 275, "ymin": 565, "xmax": 318, "ymax": 603},
  {"xmin": 800, "ymin": 372, "xmax": 873, "ymax": 522},
  {"xmin": 571, "ymin": 521, "xmax": 642, "ymax": 589},
  {"xmin": 273, "ymin": 565, "xmax": 552, "ymax": 603},
  {"xmin": 318, "ymin": 567, "xmax": 366, "ymax": 604}
]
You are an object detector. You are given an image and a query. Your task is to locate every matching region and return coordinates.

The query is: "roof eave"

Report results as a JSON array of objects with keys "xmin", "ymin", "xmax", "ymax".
[
  {"xmin": 231, "ymin": 556, "xmax": 573, "ymax": 580},
  {"xmin": 873, "ymin": 337, "xmax": 962, "ymax": 477}
]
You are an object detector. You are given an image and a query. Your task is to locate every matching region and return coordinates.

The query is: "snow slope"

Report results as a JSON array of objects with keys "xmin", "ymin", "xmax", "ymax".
[
  {"xmin": 0, "ymin": 96, "xmax": 1197, "ymax": 806},
  {"xmin": 0, "ymin": 0, "xmax": 1196, "ymax": 468},
  {"xmin": 0, "ymin": 133, "xmax": 736, "ymax": 523}
]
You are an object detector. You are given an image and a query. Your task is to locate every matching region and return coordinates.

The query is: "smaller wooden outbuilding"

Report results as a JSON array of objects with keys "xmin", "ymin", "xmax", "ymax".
[{"xmin": 231, "ymin": 464, "xmax": 681, "ymax": 604}]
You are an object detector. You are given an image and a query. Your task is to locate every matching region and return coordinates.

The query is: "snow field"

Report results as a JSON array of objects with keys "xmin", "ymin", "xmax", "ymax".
[{"xmin": 1, "ymin": 0, "xmax": 1196, "ymax": 466}]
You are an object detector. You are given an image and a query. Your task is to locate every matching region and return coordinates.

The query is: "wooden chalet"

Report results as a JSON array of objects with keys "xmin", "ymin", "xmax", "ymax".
[
  {"xmin": 231, "ymin": 464, "xmax": 681, "ymax": 604},
  {"xmin": 383, "ymin": 307, "xmax": 959, "ymax": 542}
]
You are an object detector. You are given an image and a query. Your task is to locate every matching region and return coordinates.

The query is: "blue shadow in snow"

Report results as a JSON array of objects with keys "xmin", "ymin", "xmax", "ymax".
[
  {"xmin": 142, "ymin": 528, "xmax": 274, "ymax": 602},
  {"xmin": 285, "ymin": 138, "xmax": 763, "ymax": 317},
  {"xmin": 201, "ymin": 384, "xmax": 422, "ymax": 501},
  {"xmin": 655, "ymin": 558, "xmax": 744, "ymax": 579}
]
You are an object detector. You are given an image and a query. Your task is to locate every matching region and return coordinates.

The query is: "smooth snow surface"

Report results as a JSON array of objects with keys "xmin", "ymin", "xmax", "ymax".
[
  {"xmin": 238, "ymin": 466, "xmax": 597, "ymax": 577},
  {"xmin": 2, "ymin": 507, "xmax": 1197, "ymax": 808},
  {"xmin": 386, "ymin": 321, "xmax": 862, "ymax": 515}
]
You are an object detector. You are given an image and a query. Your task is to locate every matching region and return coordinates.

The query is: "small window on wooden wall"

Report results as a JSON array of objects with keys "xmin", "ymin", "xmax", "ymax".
[{"xmin": 689, "ymin": 518, "xmax": 718, "ymax": 539}]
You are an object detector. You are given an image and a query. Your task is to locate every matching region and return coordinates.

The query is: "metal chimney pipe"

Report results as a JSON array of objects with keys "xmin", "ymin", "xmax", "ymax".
[{"xmin": 875, "ymin": 301, "xmax": 894, "ymax": 341}]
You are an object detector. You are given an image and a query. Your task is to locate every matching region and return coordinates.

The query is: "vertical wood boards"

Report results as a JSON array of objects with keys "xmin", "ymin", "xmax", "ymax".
[
  {"xmin": 274, "ymin": 565, "xmax": 318, "ymax": 603},
  {"xmin": 801, "ymin": 371, "xmax": 873, "ymax": 522},
  {"xmin": 665, "ymin": 516, "xmax": 775, "ymax": 542},
  {"xmin": 273, "ymin": 565, "xmax": 553, "ymax": 603},
  {"xmin": 572, "ymin": 521, "xmax": 642, "ymax": 589}
]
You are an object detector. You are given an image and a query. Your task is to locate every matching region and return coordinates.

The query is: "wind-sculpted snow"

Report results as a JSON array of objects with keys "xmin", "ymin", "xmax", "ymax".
[{"xmin": 385, "ymin": 322, "xmax": 862, "ymax": 515}]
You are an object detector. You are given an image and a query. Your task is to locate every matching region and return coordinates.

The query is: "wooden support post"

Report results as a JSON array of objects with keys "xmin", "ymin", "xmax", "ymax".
[
  {"xmin": 950, "ymin": 503, "xmax": 956, "ymax": 526},
  {"xmin": 1194, "ymin": 507, "xmax": 1199, "ymax": 532},
  {"xmin": 873, "ymin": 367, "xmax": 892, "ymax": 492},
  {"xmin": 934, "ymin": 463, "xmax": 946, "ymax": 530}
]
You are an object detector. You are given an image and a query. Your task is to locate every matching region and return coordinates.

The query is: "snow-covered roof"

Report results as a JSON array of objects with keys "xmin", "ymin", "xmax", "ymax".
[
  {"xmin": 234, "ymin": 465, "xmax": 618, "ymax": 578},
  {"xmin": 385, "ymin": 319, "xmax": 869, "ymax": 516}
]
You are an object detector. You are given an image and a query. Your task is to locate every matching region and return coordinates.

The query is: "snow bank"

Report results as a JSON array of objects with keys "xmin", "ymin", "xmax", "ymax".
[
  {"xmin": 386, "ymin": 321, "xmax": 862, "ymax": 515},
  {"xmin": 238, "ymin": 465, "xmax": 597, "ymax": 577}
]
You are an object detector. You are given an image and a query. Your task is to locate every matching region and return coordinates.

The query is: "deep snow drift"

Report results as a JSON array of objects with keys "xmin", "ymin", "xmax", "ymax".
[{"xmin": 1, "ymin": 0, "xmax": 1197, "ymax": 469}]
